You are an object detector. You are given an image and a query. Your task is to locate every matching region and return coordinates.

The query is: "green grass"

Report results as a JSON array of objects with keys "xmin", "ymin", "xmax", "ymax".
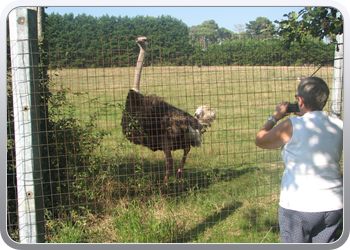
[
  {"xmin": 44, "ymin": 65, "xmax": 337, "ymax": 243},
  {"xmin": 46, "ymin": 163, "xmax": 284, "ymax": 243}
]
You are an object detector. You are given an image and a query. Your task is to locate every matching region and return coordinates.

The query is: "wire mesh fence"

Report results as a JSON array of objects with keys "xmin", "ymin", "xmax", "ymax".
[{"xmin": 7, "ymin": 31, "xmax": 342, "ymax": 243}]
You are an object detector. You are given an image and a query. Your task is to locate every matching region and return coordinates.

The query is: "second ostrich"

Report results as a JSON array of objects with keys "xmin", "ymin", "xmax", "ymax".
[{"xmin": 121, "ymin": 36, "xmax": 216, "ymax": 192}]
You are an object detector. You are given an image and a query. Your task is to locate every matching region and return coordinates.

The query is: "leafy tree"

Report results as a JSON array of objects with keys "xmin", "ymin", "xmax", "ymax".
[
  {"xmin": 245, "ymin": 17, "xmax": 276, "ymax": 36},
  {"xmin": 274, "ymin": 7, "xmax": 343, "ymax": 48},
  {"xmin": 190, "ymin": 20, "xmax": 220, "ymax": 50},
  {"xmin": 217, "ymin": 27, "xmax": 232, "ymax": 43},
  {"xmin": 189, "ymin": 25, "xmax": 199, "ymax": 46}
]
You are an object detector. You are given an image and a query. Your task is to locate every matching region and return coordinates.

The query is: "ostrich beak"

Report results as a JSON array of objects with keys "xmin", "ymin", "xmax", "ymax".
[{"xmin": 137, "ymin": 38, "xmax": 147, "ymax": 44}]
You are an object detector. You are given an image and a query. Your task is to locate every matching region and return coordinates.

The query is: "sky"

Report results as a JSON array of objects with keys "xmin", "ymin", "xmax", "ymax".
[{"xmin": 45, "ymin": 6, "xmax": 305, "ymax": 31}]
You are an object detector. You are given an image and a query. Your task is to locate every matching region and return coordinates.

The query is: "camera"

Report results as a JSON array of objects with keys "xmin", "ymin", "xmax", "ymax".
[{"xmin": 287, "ymin": 103, "xmax": 300, "ymax": 113}]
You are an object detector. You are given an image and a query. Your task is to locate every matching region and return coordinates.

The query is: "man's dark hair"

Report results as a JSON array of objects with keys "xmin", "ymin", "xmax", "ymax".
[{"xmin": 298, "ymin": 77, "xmax": 330, "ymax": 111}]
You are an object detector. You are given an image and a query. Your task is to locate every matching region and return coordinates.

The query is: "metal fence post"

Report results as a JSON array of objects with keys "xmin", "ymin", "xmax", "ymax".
[
  {"xmin": 9, "ymin": 8, "xmax": 44, "ymax": 243},
  {"xmin": 331, "ymin": 34, "xmax": 343, "ymax": 119}
]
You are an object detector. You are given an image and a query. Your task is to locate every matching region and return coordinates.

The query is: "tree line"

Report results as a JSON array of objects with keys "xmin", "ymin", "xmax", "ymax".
[{"xmin": 43, "ymin": 12, "xmax": 335, "ymax": 68}]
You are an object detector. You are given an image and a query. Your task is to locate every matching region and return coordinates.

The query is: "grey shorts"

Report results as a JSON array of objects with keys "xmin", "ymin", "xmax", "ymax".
[{"xmin": 279, "ymin": 206, "xmax": 343, "ymax": 243}]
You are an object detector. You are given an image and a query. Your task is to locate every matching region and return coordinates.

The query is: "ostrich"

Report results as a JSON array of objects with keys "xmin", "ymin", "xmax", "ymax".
[{"xmin": 121, "ymin": 36, "xmax": 216, "ymax": 192}]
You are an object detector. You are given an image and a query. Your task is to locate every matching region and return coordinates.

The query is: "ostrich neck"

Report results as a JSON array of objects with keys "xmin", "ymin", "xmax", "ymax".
[{"xmin": 132, "ymin": 48, "xmax": 146, "ymax": 92}]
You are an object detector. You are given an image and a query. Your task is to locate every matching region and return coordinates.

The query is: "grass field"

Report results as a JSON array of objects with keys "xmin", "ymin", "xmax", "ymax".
[{"xmin": 43, "ymin": 65, "xmax": 337, "ymax": 243}]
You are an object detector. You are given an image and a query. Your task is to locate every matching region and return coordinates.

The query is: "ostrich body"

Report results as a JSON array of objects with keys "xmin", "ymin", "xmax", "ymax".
[{"xmin": 121, "ymin": 37, "xmax": 215, "ymax": 192}]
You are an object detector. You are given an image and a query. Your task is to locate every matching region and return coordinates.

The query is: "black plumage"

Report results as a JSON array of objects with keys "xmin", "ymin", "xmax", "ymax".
[{"xmin": 122, "ymin": 89, "xmax": 203, "ymax": 152}]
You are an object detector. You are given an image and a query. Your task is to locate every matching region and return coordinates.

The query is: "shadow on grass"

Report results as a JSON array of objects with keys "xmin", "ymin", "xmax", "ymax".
[
  {"xmin": 114, "ymin": 157, "xmax": 260, "ymax": 197},
  {"xmin": 170, "ymin": 201, "xmax": 243, "ymax": 243},
  {"xmin": 183, "ymin": 166, "xmax": 261, "ymax": 190}
]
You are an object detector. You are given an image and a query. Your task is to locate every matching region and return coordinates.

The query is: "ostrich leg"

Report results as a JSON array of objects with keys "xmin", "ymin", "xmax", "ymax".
[
  {"xmin": 161, "ymin": 138, "xmax": 173, "ymax": 194},
  {"xmin": 175, "ymin": 145, "xmax": 191, "ymax": 192}
]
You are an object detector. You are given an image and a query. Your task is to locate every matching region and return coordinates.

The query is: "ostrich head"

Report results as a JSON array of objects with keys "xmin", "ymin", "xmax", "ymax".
[
  {"xmin": 136, "ymin": 36, "xmax": 148, "ymax": 50},
  {"xmin": 132, "ymin": 36, "xmax": 148, "ymax": 92},
  {"xmin": 194, "ymin": 106, "xmax": 216, "ymax": 128},
  {"xmin": 186, "ymin": 106, "xmax": 216, "ymax": 147}
]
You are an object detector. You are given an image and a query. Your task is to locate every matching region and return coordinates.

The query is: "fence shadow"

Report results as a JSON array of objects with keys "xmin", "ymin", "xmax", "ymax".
[
  {"xmin": 115, "ymin": 158, "xmax": 260, "ymax": 197},
  {"xmin": 183, "ymin": 166, "xmax": 260, "ymax": 191}
]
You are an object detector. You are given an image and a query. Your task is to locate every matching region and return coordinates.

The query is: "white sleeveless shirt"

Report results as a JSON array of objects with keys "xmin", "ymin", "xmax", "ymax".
[{"xmin": 279, "ymin": 111, "xmax": 343, "ymax": 212}]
